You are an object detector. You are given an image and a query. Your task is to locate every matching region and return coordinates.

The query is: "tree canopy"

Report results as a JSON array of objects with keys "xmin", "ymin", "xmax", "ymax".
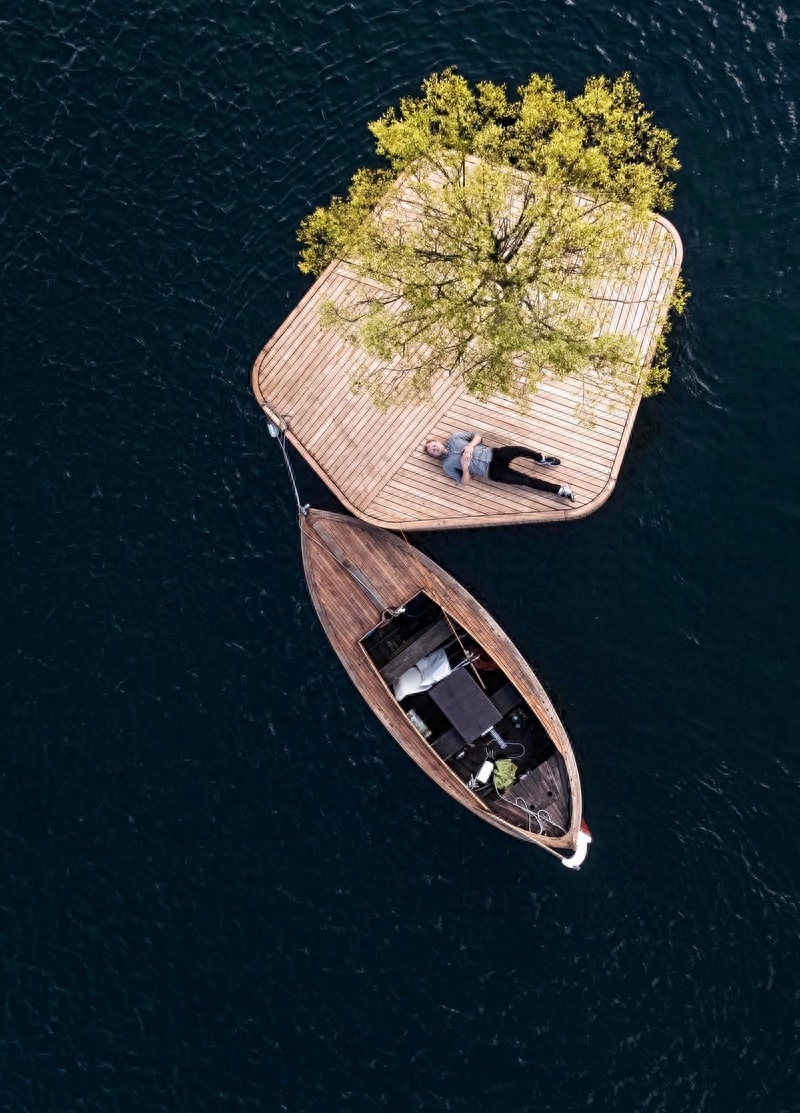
[{"xmin": 297, "ymin": 69, "xmax": 682, "ymax": 417}]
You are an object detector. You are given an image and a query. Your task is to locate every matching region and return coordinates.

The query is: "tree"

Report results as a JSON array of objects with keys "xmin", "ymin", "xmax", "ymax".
[{"xmin": 297, "ymin": 69, "xmax": 682, "ymax": 417}]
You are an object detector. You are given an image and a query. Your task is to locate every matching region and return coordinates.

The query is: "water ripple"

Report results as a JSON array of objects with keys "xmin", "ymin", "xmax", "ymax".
[{"xmin": 2, "ymin": 0, "xmax": 800, "ymax": 1110}]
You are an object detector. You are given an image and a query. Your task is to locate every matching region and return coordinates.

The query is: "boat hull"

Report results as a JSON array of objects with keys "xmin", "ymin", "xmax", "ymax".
[{"xmin": 300, "ymin": 508, "xmax": 584, "ymax": 857}]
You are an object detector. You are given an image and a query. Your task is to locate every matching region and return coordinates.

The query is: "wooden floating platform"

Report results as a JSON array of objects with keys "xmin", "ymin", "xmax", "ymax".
[{"xmin": 252, "ymin": 215, "xmax": 682, "ymax": 531}]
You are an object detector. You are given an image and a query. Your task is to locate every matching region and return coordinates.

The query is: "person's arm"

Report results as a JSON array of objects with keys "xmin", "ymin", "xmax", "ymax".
[
  {"xmin": 460, "ymin": 432, "xmax": 482, "ymax": 481},
  {"xmin": 442, "ymin": 455, "xmax": 463, "ymax": 485}
]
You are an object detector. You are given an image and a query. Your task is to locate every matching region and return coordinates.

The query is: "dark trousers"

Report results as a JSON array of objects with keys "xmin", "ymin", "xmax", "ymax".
[{"xmin": 487, "ymin": 446, "xmax": 561, "ymax": 494}]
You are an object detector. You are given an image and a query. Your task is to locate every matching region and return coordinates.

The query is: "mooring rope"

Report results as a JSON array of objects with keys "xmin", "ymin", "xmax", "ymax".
[
  {"xmin": 267, "ymin": 420, "xmax": 308, "ymax": 518},
  {"xmin": 267, "ymin": 420, "xmax": 403, "ymax": 622}
]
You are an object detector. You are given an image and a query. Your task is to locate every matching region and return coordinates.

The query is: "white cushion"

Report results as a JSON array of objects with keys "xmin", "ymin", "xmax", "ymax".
[{"xmin": 393, "ymin": 648, "xmax": 451, "ymax": 700}]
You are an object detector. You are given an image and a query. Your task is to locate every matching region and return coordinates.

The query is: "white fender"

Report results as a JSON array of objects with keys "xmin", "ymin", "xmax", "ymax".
[{"xmin": 561, "ymin": 827, "xmax": 592, "ymax": 870}]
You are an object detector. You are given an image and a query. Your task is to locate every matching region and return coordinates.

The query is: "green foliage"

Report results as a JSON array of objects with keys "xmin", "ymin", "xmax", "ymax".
[
  {"xmin": 298, "ymin": 168, "xmax": 393, "ymax": 276},
  {"xmin": 645, "ymin": 275, "xmax": 690, "ymax": 396},
  {"xmin": 365, "ymin": 68, "xmax": 679, "ymax": 211},
  {"xmin": 297, "ymin": 68, "xmax": 683, "ymax": 416}
]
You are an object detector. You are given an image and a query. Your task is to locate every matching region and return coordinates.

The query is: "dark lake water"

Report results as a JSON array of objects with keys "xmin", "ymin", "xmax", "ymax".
[{"xmin": 3, "ymin": 1, "xmax": 800, "ymax": 1110}]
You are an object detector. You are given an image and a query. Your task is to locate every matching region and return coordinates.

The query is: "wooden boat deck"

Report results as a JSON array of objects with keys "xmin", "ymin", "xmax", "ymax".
[
  {"xmin": 253, "ymin": 214, "xmax": 682, "ymax": 530},
  {"xmin": 300, "ymin": 508, "xmax": 583, "ymax": 854}
]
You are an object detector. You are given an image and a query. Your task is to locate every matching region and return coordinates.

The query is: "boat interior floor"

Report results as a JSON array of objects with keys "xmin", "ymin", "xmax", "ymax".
[{"xmin": 361, "ymin": 592, "xmax": 571, "ymax": 839}]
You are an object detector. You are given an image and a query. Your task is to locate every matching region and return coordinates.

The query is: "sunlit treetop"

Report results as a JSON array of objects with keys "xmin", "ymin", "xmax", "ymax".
[{"xmin": 297, "ymin": 69, "xmax": 682, "ymax": 418}]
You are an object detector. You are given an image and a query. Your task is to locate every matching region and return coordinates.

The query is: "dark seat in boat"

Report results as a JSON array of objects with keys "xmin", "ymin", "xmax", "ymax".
[
  {"xmin": 432, "ymin": 727, "xmax": 467, "ymax": 760},
  {"xmin": 490, "ymin": 682, "xmax": 522, "ymax": 716},
  {"xmin": 430, "ymin": 681, "xmax": 523, "ymax": 761}
]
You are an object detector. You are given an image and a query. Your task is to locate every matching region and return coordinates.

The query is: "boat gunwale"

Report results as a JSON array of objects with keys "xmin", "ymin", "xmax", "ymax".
[{"xmin": 299, "ymin": 507, "xmax": 583, "ymax": 852}]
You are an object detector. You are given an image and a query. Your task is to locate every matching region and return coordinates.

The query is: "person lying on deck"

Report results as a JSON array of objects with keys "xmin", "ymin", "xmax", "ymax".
[{"xmin": 425, "ymin": 432, "xmax": 574, "ymax": 501}]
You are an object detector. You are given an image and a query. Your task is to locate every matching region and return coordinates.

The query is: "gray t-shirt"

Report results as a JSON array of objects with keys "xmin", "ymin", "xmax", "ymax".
[{"xmin": 442, "ymin": 432, "xmax": 493, "ymax": 484}]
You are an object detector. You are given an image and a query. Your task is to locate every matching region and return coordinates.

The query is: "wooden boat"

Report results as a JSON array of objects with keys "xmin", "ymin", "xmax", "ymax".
[{"xmin": 300, "ymin": 507, "xmax": 591, "ymax": 867}]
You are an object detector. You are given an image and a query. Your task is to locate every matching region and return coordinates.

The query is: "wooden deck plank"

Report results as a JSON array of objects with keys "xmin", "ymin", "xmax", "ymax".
[
  {"xmin": 320, "ymin": 358, "xmax": 466, "ymax": 503},
  {"xmin": 337, "ymin": 380, "xmax": 465, "ymax": 506},
  {"xmin": 252, "ymin": 211, "xmax": 682, "ymax": 530},
  {"xmin": 257, "ymin": 269, "xmax": 351, "ymax": 397},
  {"xmin": 447, "ymin": 396, "xmax": 625, "ymax": 454},
  {"xmin": 254, "ymin": 262, "xmax": 340, "ymax": 381},
  {"xmin": 269, "ymin": 302, "xmax": 367, "ymax": 421},
  {"xmin": 375, "ymin": 466, "xmax": 575, "ymax": 520}
]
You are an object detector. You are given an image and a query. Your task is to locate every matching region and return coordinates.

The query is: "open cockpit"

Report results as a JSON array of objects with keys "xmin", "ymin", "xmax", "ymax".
[{"xmin": 361, "ymin": 593, "xmax": 571, "ymax": 839}]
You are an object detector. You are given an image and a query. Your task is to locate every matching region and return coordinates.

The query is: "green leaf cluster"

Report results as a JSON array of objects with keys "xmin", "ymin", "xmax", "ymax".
[
  {"xmin": 645, "ymin": 275, "xmax": 690, "ymax": 396},
  {"xmin": 367, "ymin": 69, "xmax": 678, "ymax": 212},
  {"xmin": 297, "ymin": 68, "xmax": 682, "ymax": 418}
]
